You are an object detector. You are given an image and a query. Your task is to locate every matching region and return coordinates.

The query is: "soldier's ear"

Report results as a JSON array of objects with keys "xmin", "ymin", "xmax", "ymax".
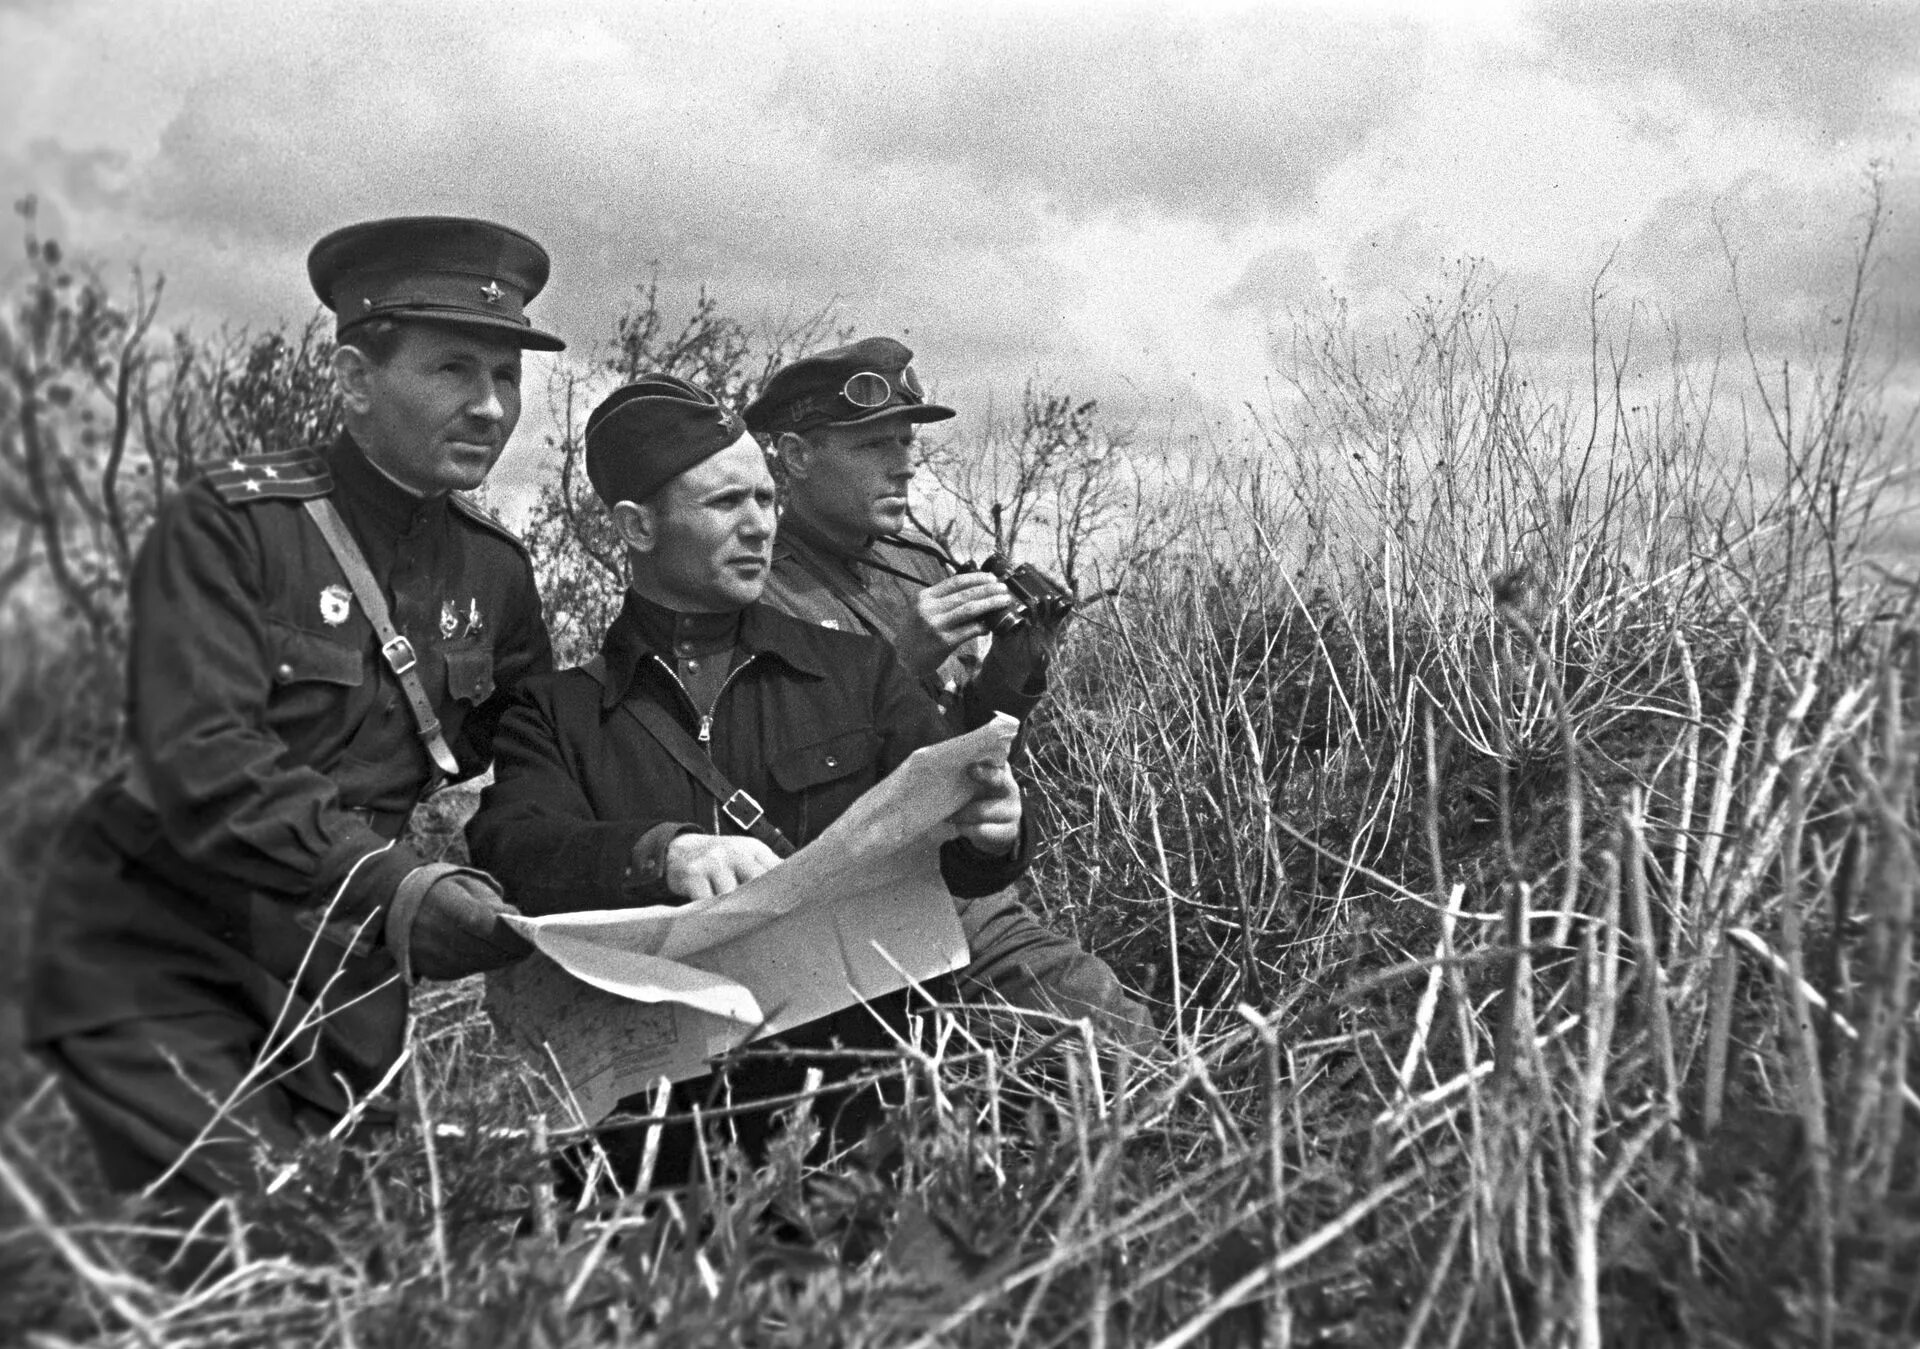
[
  {"xmin": 333, "ymin": 345, "xmax": 376, "ymax": 416},
  {"xmin": 775, "ymin": 432, "xmax": 812, "ymax": 481},
  {"xmin": 611, "ymin": 499, "xmax": 657, "ymax": 555}
]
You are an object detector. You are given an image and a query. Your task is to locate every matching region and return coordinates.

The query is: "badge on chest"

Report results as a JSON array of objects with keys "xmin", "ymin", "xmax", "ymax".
[
  {"xmin": 319, "ymin": 584, "xmax": 353, "ymax": 626},
  {"xmin": 440, "ymin": 598, "xmax": 485, "ymax": 640}
]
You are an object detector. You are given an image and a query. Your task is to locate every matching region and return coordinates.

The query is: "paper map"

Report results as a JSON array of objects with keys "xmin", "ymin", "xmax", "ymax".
[{"xmin": 485, "ymin": 713, "xmax": 1019, "ymax": 1122}]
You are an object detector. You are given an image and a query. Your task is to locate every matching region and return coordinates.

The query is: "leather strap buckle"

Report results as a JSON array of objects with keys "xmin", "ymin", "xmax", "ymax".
[
  {"xmin": 303, "ymin": 498, "xmax": 461, "ymax": 780},
  {"xmin": 722, "ymin": 789, "xmax": 765, "ymax": 832},
  {"xmin": 381, "ymin": 635, "xmax": 419, "ymax": 675}
]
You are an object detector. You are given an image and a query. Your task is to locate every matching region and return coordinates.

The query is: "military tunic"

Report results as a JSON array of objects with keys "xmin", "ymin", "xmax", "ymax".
[
  {"xmin": 28, "ymin": 432, "xmax": 552, "ymax": 1217},
  {"xmin": 762, "ymin": 516, "xmax": 1050, "ymax": 732},
  {"xmin": 761, "ymin": 515, "xmax": 1155, "ymax": 1046}
]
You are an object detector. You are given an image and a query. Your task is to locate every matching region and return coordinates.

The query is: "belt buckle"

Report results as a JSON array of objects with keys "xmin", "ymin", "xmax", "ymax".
[
  {"xmin": 722, "ymin": 789, "xmax": 765, "ymax": 832},
  {"xmin": 381, "ymin": 635, "xmax": 418, "ymax": 675}
]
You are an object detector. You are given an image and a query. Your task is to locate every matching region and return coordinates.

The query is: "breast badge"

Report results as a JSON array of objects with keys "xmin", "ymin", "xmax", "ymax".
[
  {"xmin": 440, "ymin": 601, "xmax": 461, "ymax": 640},
  {"xmin": 319, "ymin": 584, "xmax": 353, "ymax": 626}
]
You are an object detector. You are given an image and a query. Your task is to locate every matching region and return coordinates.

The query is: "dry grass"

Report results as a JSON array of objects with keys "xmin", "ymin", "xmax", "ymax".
[{"xmin": 4, "ymin": 260, "xmax": 1918, "ymax": 1346}]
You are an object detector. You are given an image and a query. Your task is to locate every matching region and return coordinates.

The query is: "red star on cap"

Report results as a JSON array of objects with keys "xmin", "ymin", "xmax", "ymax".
[{"xmin": 480, "ymin": 281, "xmax": 504, "ymax": 305}]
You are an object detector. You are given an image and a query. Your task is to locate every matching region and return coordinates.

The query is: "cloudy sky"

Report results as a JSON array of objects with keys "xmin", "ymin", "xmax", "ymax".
[{"xmin": 3, "ymin": 0, "xmax": 1916, "ymax": 508}]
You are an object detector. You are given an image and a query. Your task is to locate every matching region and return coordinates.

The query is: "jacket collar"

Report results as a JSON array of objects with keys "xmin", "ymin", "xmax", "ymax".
[
  {"xmin": 327, "ymin": 432, "xmax": 443, "ymax": 537},
  {"xmin": 595, "ymin": 591, "xmax": 831, "ymax": 709},
  {"xmin": 772, "ymin": 509, "xmax": 874, "ymax": 566}
]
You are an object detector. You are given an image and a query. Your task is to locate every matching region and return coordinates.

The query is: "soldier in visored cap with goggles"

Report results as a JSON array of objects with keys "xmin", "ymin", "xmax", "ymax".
[
  {"xmin": 746, "ymin": 337, "xmax": 1158, "ymax": 1052},
  {"xmin": 27, "ymin": 215, "xmax": 561, "ymax": 1279}
]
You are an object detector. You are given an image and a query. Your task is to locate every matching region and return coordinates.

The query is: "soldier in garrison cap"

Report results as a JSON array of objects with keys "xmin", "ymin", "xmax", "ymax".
[
  {"xmin": 26, "ymin": 216, "xmax": 561, "ymax": 1278},
  {"xmin": 467, "ymin": 374, "xmax": 1031, "ymax": 1182},
  {"xmin": 745, "ymin": 338, "xmax": 1157, "ymax": 1051}
]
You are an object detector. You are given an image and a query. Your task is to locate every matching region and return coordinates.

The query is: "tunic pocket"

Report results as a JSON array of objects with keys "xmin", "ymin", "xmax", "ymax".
[
  {"xmin": 768, "ymin": 726, "xmax": 882, "ymax": 792},
  {"xmin": 266, "ymin": 619, "xmax": 365, "ymax": 688},
  {"xmin": 769, "ymin": 726, "xmax": 882, "ymax": 840},
  {"xmin": 442, "ymin": 643, "xmax": 496, "ymax": 705}
]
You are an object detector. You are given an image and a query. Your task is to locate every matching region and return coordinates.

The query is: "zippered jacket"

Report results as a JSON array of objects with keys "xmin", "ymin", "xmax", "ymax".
[{"xmin": 466, "ymin": 591, "xmax": 1031, "ymax": 916}]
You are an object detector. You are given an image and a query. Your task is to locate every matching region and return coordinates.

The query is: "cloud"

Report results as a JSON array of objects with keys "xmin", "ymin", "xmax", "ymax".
[
  {"xmin": 1215, "ymin": 245, "xmax": 1327, "ymax": 317},
  {"xmin": 17, "ymin": 139, "xmax": 133, "ymax": 215},
  {"xmin": 3, "ymin": 0, "xmax": 1911, "ymax": 523},
  {"xmin": 1617, "ymin": 168, "xmax": 1920, "ymax": 356},
  {"xmin": 770, "ymin": 9, "xmax": 1427, "ymax": 224},
  {"xmin": 1339, "ymin": 212, "xmax": 1462, "ymax": 301},
  {"xmin": 2, "ymin": 3, "xmax": 1104, "ymax": 401},
  {"xmin": 1534, "ymin": 0, "xmax": 1920, "ymax": 144}
]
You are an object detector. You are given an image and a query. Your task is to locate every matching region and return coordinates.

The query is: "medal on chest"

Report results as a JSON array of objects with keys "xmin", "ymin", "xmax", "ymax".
[
  {"xmin": 439, "ymin": 597, "xmax": 484, "ymax": 640},
  {"xmin": 319, "ymin": 584, "xmax": 353, "ymax": 626}
]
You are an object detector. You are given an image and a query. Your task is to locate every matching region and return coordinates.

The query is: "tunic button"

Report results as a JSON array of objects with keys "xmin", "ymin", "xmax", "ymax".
[
  {"xmin": 276, "ymin": 663, "xmax": 294, "ymax": 680},
  {"xmin": 824, "ymin": 754, "xmax": 838, "ymax": 768}
]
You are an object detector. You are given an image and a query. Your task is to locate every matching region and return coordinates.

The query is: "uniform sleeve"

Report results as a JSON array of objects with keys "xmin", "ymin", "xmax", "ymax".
[
  {"xmin": 129, "ymin": 486, "xmax": 422, "ymax": 920},
  {"xmin": 465, "ymin": 685, "xmax": 693, "ymax": 915},
  {"xmin": 867, "ymin": 648, "xmax": 1033, "ymax": 899},
  {"xmin": 449, "ymin": 549, "xmax": 554, "ymax": 777}
]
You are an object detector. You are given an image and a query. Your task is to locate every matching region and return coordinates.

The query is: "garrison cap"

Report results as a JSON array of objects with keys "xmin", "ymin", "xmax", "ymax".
[
  {"xmin": 308, "ymin": 216, "xmax": 566, "ymax": 352},
  {"xmin": 586, "ymin": 374, "xmax": 752, "ymax": 507},
  {"xmin": 743, "ymin": 336, "xmax": 954, "ymax": 435}
]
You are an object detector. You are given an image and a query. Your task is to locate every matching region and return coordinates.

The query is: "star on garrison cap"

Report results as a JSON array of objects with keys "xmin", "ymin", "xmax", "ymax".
[{"xmin": 585, "ymin": 374, "xmax": 752, "ymax": 508}]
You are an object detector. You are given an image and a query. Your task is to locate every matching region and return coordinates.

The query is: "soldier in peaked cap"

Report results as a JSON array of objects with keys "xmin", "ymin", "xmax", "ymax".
[
  {"xmin": 27, "ymin": 216, "xmax": 561, "ymax": 1277},
  {"xmin": 467, "ymin": 374, "xmax": 1030, "ymax": 1181},
  {"xmin": 746, "ymin": 337, "xmax": 1157, "ymax": 1052}
]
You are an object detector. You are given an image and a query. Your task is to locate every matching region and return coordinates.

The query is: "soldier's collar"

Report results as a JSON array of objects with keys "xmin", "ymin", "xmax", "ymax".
[
  {"xmin": 329, "ymin": 433, "xmax": 443, "ymax": 534},
  {"xmin": 599, "ymin": 593, "xmax": 830, "ymax": 707},
  {"xmin": 776, "ymin": 508, "xmax": 875, "ymax": 562},
  {"xmin": 626, "ymin": 593, "xmax": 741, "ymax": 659}
]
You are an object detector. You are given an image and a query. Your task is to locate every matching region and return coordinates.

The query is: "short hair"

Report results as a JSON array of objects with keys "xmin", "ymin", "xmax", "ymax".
[{"xmin": 337, "ymin": 317, "xmax": 407, "ymax": 366}]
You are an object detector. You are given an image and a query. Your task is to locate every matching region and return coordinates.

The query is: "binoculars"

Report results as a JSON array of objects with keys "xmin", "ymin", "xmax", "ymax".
[{"xmin": 975, "ymin": 555, "xmax": 1075, "ymax": 636}]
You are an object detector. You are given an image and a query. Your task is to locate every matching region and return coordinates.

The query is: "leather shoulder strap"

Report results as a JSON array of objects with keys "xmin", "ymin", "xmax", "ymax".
[
  {"xmin": 302, "ymin": 497, "xmax": 462, "ymax": 781},
  {"xmin": 878, "ymin": 532, "xmax": 960, "ymax": 570},
  {"xmin": 204, "ymin": 449, "xmax": 332, "ymax": 504},
  {"xmin": 779, "ymin": 539, "xmax": 901, "ymax": 645},
  {"xmin": 577, "ymin": 656, "xmax": 795, "ymax": 859},
  {"xmin": 779, "ymin": 538, "xmax": 958, "ymax": 708}
]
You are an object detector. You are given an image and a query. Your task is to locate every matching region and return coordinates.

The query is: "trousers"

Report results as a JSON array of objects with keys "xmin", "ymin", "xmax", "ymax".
[
  {"xmin": 949, "ymin": 885, "xmax": 1158, "ymax": 1052},
  {"xmin": 39, "ymin": 1010, "xmax": 389, "ymax": 1283}
]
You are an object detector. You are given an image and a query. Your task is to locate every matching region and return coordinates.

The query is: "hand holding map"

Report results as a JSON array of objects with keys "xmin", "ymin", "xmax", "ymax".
[{"xmin": 486, "ymin": 713, "xmax": 1021, "ymax": 1121}]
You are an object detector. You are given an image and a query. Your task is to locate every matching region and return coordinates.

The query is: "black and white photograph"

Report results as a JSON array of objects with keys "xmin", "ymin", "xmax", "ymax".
[{"xmin": 2, "ymin": 2, "xmax": 1917, "ymax": 1343}]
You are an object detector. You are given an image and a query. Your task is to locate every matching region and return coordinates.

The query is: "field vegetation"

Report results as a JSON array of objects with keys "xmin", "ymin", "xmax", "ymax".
[{"xmin": 2, "ymin": 193, "xmax": 1917, "ymax": 1346}]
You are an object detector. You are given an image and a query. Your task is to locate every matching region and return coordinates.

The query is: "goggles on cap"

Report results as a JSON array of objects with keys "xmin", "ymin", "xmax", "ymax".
[{"xmin": 841, "ymin": 365, "xmax": 926, "ymax": 409}]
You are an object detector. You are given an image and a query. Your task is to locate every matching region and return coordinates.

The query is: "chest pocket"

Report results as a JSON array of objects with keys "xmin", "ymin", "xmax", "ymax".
[
  {"xmin": 442, "ymin": 643, "xmax": 496, "ymax": 705},
  {"xmin": 267, "ymin": 619, "xmax": 365, "ymax": 688},
  {"xmin": 264, "ymin": 619, "xmax": 365, "ymax": 738},
  {"xmin": 769, "ymin": 726, "xmax": 882, "ymax": 840}
]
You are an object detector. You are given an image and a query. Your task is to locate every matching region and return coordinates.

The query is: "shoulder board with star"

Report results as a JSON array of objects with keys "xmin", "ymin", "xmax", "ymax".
[
  {"xmin": 448, "ymin": 492, "xmax": 530, "ymax": 556},
  {"xmin": 201, "ymin": 449, "xmax": 333, "ymax": 504}
]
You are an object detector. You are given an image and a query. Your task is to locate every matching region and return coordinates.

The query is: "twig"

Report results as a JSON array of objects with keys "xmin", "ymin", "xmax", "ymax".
[
  {"xmin": 1144, "ymin": 1159, "xmax": 1439, "ymax": 1349},
  {"xmin": 1774, "ymin": 764, "xmax": 1835, "ymax": 1349},
  {"xmin": 0, "ymin": 1135, "xmax": 162, "ymax": 1344},
  {"xmin": 410, "ymin": 1054, "xmax": 452, "ymax": 1302}
]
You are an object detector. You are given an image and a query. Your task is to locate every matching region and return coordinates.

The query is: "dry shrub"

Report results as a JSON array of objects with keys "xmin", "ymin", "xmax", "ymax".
[{"xmin": 4, "ymin": 208, "xmax": 1917, "ymax": 1346}]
